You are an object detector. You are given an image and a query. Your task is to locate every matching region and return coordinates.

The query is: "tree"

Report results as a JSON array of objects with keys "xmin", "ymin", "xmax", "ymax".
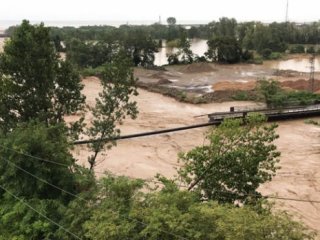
[
  {"xmin": 257, "ymin": 79, "xmax": 293, "ymax": 108},
  {"xmin": 0, "ymin": 122, "xmax": 88, "ymax": 239},
  {"xmin": 0, "ymin": 20, "xmax": 85, "ymax": 134},
  {"xmin": 71, "ymin": 175, "xmax": 314, "ymax": 240},
  {"xmin": 66, "ymin": 38, "xmax": 119, "ymax": 68},
  {"xmin": 177, "ymin": 31, "xmax": 194, "ymax": 64},
  {"xmin": 120, "ymin": 28, "xmax": 158, "ymax": 67},
  {"xmin": 167, "ymin": 17, "xmax": 177, "ymax": 26},
  {"xmin": 252, "ymin": 23, "xmax": 287, "ymax": 54},
  {"xmin": 214, "ymin": 17, "xmax": 237, "ymax": 38},
  {"xmin": 87, "ymin": 52, "xmax": 138, "ymax": 170},
  {"xmin": 167, "ymin": 30, "xmax": 194, "ymax": 65},
  {"xmin": 178, "ymin": 114, "xmax": 280, "ymax": 204},
  {"xmin": 206, "ymin": 36, "xmax": 242, "ymax": 63}
]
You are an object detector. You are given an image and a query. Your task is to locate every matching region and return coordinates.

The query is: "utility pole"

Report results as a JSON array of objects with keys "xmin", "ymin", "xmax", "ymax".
[
  {"xmin": 285, "ymin": 0, "xmax": 289, "ymax": 22},
  {"xmin": 309, "ymin": 54, "xmax": 315, "ymax": 93}
]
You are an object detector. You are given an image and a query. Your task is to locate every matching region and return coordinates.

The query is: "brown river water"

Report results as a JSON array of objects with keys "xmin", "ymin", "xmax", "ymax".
[
  {"xmin": 155, "ymin": 39, "xmax": 320, "ymax": 72},
  {"xmin": 1, "ymin": 37, "xmax": 319, "ymax": 73}
]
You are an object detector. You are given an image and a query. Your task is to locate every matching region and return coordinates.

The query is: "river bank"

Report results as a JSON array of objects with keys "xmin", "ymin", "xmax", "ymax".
[
  {"xmin": 71, "ymin": 77, "xmax": 320, "ymax": 235},
  {"xmin": 135, "ymin": 60, "xmax": 320, "ymax": 104}
]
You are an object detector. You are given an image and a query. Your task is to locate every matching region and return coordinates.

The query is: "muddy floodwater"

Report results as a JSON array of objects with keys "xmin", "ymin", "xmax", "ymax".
[
  {"xmin": 154, "ymin": 39, "xmax": 320, "ymax": 72},
  {"xmin": 71, "ymin": 77, "xmax": 320, "ymax": 236},
  {"xmin": 154, "ymin": 39, "xmax": 208, "ymax": 66}
]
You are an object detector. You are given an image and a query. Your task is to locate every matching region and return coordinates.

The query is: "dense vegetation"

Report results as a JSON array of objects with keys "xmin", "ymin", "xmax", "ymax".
[
  {"xmin": 6, "ymin": 17, "xmax": 320, "ymax": 69},
  {"xmin": 258, "ymin": 79, "xmax": 320, "ymax": 107},
  {"xmin": 0, "ymin": 21, "xmax": 317, "ymax": 239}
]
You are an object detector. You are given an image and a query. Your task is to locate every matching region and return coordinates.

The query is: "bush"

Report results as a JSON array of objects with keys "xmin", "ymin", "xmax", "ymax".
[
  {"xmin": 81, "ymin": 66, "xmax": 105, "ymax": 77},
  {"xmin": 306, "ymin": 46, "xmax": 315, "ymax": 54},
  {"xmin": 258, "ymin": 79, "xmax": 320, "ymax": 107},
  {"xmin": 261, "ymin": 48, "xmax": 272, "ymax": 59},
  {"xmin": 269, "ymin": 52, "xmax": 282, "ymax": 60},
  {"xmin": 290, "ymin": 45, "xmax": 305, "ymax": 54},
  {"xmin": 232, "ymin": 91, "xmax": 249, "ymax": 100},
  {"xmin": 167, "ymin": 53, "xmax": 180, "ymax": 65},
  {"xmin": 241, "ymin": 50, "xmax": 254, "ymax": 61}
]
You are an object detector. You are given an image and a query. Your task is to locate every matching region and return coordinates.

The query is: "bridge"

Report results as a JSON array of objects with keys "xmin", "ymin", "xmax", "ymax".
[{"xmin": 208, "ymin": 104, "xmax": 320, "ymax": 122}]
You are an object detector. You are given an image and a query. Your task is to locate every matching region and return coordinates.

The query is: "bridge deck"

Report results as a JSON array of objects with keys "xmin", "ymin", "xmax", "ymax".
[{"xmin": 208, "ymin": 104, "xmax": 320, "ymax": 122}]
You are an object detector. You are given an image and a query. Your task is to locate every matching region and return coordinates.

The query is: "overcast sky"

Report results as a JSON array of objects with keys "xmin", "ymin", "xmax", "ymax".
[{"xmin": 0, "ymin": 0, "xmax": 320, "ymax": 24}]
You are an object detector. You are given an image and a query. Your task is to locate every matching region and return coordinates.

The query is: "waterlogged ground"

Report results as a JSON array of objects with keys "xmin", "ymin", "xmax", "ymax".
[
  {"xmin": 72, "ymin": 77, "xmax": 320, "ymax": 235},
  {"xmin": 135, "ymin": 58, "xmax": 320, "ymax": 95}
]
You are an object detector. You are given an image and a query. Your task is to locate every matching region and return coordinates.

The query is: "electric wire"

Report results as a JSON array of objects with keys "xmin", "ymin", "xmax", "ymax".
[
  {"xmin": 1, "ymin": 144, "xmax": 320, "ymax": 180},
  {"xmin": 2, "ymin": 154, "xmax": 320, "ymax": 240},
  {"xmin": 0, "ymin": 184, "xmax": 82, "ymax": 240},
  {"xmin": 4, "ymin": 154, "xmax": 320, "ymax": 205},
  {"xmin": 1, "ymin": 157, "xmax": 189, "ymax": 240},
  {"xmin": 0, "ymin": 145, "xmax": 70, "ymax": 167}
]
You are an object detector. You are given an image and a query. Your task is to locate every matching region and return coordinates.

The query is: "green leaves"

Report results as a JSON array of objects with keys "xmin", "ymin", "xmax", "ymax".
[
  {"xmin": 178, "ymin": 114, "xmax": 280, "ymax": 204},
  {"xmin": 0, "ymin": 20, "xmax": 85, "ymax": 134},
  {"xmin": 87, "ymin": 52, "xmax": 138, "ymax": 169}
]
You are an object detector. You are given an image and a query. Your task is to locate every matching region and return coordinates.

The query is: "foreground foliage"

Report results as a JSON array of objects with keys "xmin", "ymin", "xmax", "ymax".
[
  {"xmin": 0, "ymin": 122, "xmax": 92, "ymax": 239},
  {"xmin": 0, "ymin": 20, "xmax": 316, "ymax": 240},
  {"xmin": 0, "ymin": 120, "xmax": 314, "ymax": 239},
  {"xmin": 178, "ymin": 114, "xmax": 280, "ymax": 204},
  {"xmin": 62, "ymin": 176, "xmax": 315, "ymax": 240}
]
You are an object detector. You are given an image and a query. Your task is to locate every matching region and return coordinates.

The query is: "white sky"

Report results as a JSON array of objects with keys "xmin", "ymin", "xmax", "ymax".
[{"xmin": 0, "ymin": 0, "xmax": 320, "ymax": 23}]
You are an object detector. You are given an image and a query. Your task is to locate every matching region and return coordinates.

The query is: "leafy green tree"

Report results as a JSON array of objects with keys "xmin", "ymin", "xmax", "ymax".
[
  {"xmin": 206, "ymin": 36, "xmax": 242, "ymax": 63},
  {"xmin": 167, "ymin": 17, "xmax": 177, "ymax": 26},
  {"xmin": 52, "ymin": 34, "xmax": 64, "ymax": 52},
  {"xmin": 252, "ymin": 23, "xmax": 287, "ymax": 54},
  {"xmin": 66, "ymin": 38, "xmax": 119, "ymax": 68},
  {"xmin": 257, "ymin": 79, "xmax": 294, "ymax": 107},
  {"xmin": 0, "ymin": 122, "xmax": 88, "ymax": 239},
  {"xmin": 178, "ymin": 114, "xmax": 280, "ymax": 204},
  {"xmin": 238, "ymin": 22, "xmax": 255, "ymax": 50},
  {"xmin": 121, "ymin": 28, "xmax": 158, "ymax": 67},
  {"xmin": 78, "ymin": 175, "xmax": 314, "ymax": 240},
  {"xmin": 214, "ymin": 17, "xmax": 237, "ymax": 38},
  {"xmin": 87, "ymin": 52, "xmax": 138, "ymax": 170},
  {"xmin": 0, "ymin": 20, "xmax": 85, "ymax": 134},
  {"xmin": 168, "ymin": 31, "xmax": 194, "ymax": 65},
  {"xmin": 177, "ymin": 31, "xmax": 194, "ymax": 64}
]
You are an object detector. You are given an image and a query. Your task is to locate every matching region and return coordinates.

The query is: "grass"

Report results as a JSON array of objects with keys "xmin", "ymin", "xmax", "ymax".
[{"xmin": 304, "ymin": 119, "xmax": 320, "ymax": 126}]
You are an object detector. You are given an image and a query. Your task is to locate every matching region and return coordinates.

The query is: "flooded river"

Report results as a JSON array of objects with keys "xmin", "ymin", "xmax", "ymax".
[
  {"xmin": 154, "ymin": 39, "xmax": 208, "ymax": 66},
  {"xmin": 1, "ymin": 37, "xmax": 319, "ymax": 73},
  {"xmin": 154, "ymin": 39, "xmax": 320, "ymax": 73}
]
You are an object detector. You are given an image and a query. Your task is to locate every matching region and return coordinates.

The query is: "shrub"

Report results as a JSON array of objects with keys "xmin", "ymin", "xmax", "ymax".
[
  {"xmin": 261, "ymin": 48, "xmax": 272, "ymax": 59},
  {"xmin": 290, "ymin": 45, "xmax": 305, "ymax": 54}
]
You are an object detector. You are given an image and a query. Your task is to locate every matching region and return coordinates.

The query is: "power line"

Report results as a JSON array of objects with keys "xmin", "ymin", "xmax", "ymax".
[
  {"xmin": 2, "ymin": 157, "xmax": 189, "ymax": 240},
  {"xmin": 0, "ymin": 145, "xmax": 70, "ymax": 167},
  {"xmin": 2, "ymin": 157, "xmax": 84, "ymax": 200},
  {"xmin": 0, "ymin": 184, "xmax": 82, "ymax": 240},
  {"xmin": 1, "ymin": 143, "xmax": 320, "ymax": 181},
  {"xmin": 74, "ymin": 105, "xmax": 320, "ymax": 145},
  {"xmin": 6, "ymin": 154, "xmax": 320, "ymax": 205},
  {"xmin": 73, "ymin": 121, "xmax": 219, "ymax": 145},
  {"xmin": 2, "ymin": 155, "xmax": 320, "ymax": 239}
]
